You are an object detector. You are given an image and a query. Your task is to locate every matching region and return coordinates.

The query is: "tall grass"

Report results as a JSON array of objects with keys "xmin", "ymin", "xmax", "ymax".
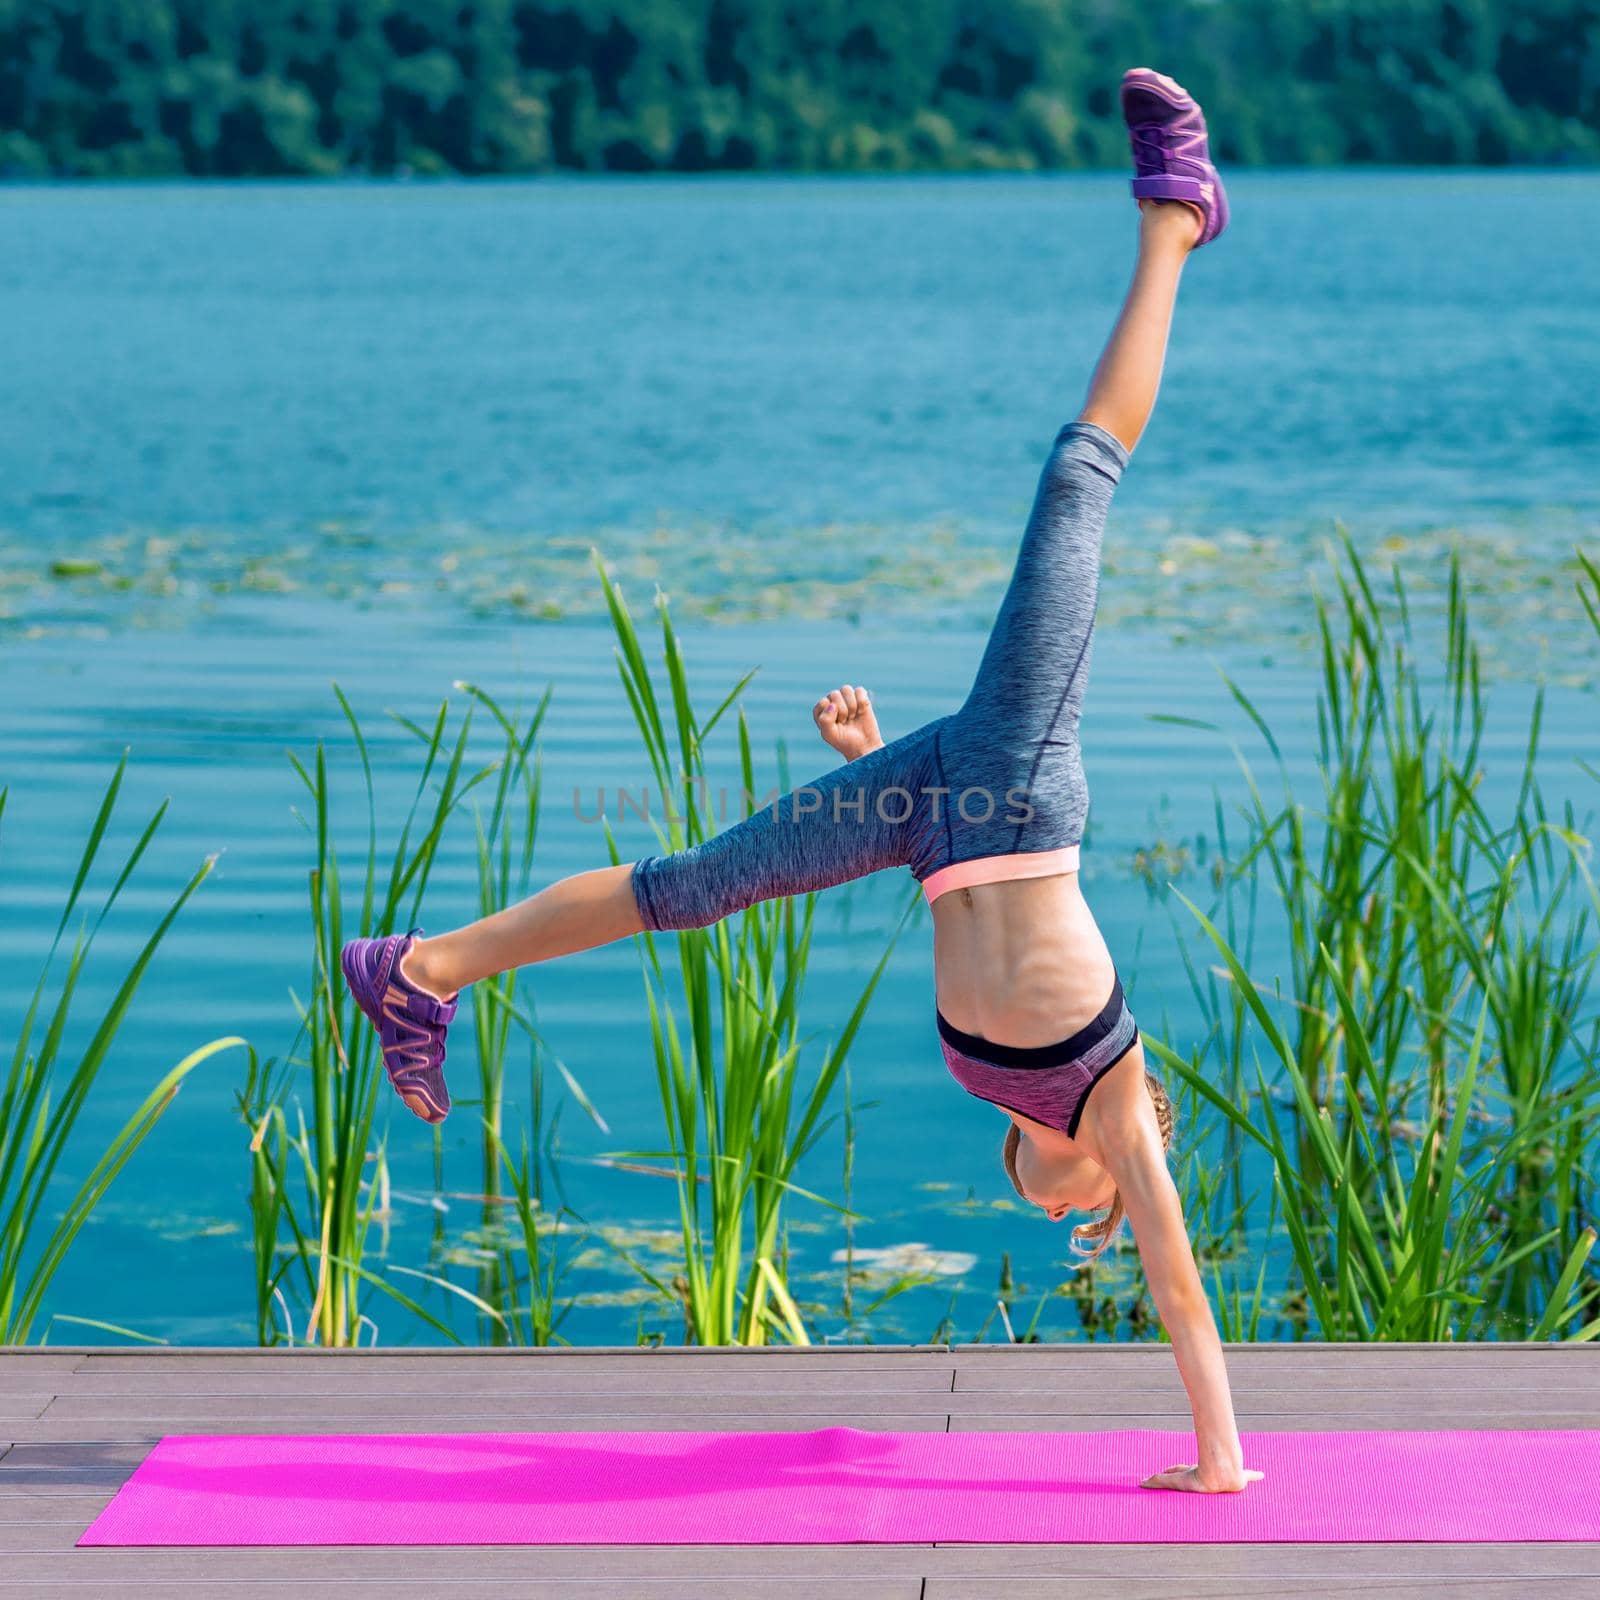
[
  {"xmin": 2, "ymin": 760, "xmax": 244, "ymax": 1343},
  {"xmin": 598, "ymin": 559, "xmax": 900, "ymax": 1344},
  {"xmin": 242, "ymin": 689, "xmax": 502, "ymax": 1345},
  {"xmin": 485, "ymin": 1053, "xmax": 577, "ymax": 1347},
  {"xmin": 442, "ymin": 680, "xmax": 545, "ymax": 1346},
  {"xmin": 1149, "ymin": 541, "xmax": 1600, "ymax": 1341},
  {"xmin": 452, "ymin": 680, "xmax": 591, "ymax": 1346},
  {"xmin": 455, "ymin": 683, "xmax": 549, "ymax": 1202}
]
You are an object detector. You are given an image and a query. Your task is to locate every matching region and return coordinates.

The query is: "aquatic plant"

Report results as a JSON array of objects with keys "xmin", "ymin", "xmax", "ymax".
[
  {"xmin": 484, "ymin": 1068, "xmax": 579, "ymax": 1347},
  {"xmin": 452, "ymin": 681, "xmax": 546, "ymax": 1344},
  {"xmin": 1582, "ymin": 550, "xmax": 1600, "ymax": 653},
  {"xmin": 241, "ymin": 689, "xmax": 506, "ymax": 1345},
  {"xmin": 447, "ymin": 680, "xmax": 602, "ymax": 1345},
  {"xmin": 596, "ymin": 557, "xmax": 903, "ymax": 1344},
  {"xmin": 1148, "ymin": 540, "xmax": 1600, "ymax": 1341},
  {"xmin": 1, "ymin": 760, "xmax": 243, "ymax": 1343},
  {"xmin": 455, "ymin": 683, "xmax": 550, "ymax": 1202}
]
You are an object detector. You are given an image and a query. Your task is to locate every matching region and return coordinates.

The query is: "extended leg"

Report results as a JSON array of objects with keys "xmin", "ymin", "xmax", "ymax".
[
  {"xmin": 1077, "ymin": 200, "xmax": 1198, "ymax": 455},
  {"xmin": 401, "ymin": 724, "xmax": 938, "ymax": 999},
  {"xmin": 404, "ymin": 863, "xmax": 641, "ymax": 997},
  {"xmin": 943, "ymin": 199, "xmax": 1203, "ymax": 859}
]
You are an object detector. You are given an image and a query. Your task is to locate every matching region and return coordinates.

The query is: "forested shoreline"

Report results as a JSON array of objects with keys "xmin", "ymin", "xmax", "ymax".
[{"xmin": 3, "ymin": 1, "xmax": 1596, "ymax": 178}]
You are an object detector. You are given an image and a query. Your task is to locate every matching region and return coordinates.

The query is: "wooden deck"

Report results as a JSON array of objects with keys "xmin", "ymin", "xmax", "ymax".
[{"xmin": 3, "ymin": 1342, "xmax": 1596, "ymax": 1597}]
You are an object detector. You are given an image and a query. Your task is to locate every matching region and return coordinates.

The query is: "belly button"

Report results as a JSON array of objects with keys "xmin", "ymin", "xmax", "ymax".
[{"xmin": 961, "ymin": 887, "xmax": 974, "ymax": 908}]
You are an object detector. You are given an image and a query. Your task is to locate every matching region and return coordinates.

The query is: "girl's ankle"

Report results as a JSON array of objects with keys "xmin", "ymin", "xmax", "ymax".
[{"xmin": 401, "ymin": 939, "xmax": 454, "ymax": 1001}]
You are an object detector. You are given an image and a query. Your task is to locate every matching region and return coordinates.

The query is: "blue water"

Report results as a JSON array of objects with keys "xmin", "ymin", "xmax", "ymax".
[
  {"xmin": 6, "ymin": 173, "xmax": 1599, "ymax": 635},
  {"xmin": 1, "ymin": 172, "xmax": 1597, "ymax": 1345}
]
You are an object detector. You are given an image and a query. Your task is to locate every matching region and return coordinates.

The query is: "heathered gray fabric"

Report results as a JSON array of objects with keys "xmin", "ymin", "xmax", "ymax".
[
  {"xmin": 939, "ymin": 995, "xmax": 1140, "ymax": 1137},
  {"xmin": 630, "ymin": 420, "xmax": 1129, "ymax": 932}
]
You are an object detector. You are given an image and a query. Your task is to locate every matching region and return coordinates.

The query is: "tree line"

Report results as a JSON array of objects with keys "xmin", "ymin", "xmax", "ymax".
[{"xmin": 2, "ymin": 0, "xmax": 1595, "ymax": 178}]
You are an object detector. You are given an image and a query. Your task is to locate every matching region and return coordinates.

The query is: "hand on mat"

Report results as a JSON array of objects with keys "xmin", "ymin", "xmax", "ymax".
[
  {"xmin": 814, "ymin": 684, "xmax": 884, "ymax": 762},
  {"xmin": 1141, "ymin": 1463, "xmax": 1265, "ymax": 1493}
]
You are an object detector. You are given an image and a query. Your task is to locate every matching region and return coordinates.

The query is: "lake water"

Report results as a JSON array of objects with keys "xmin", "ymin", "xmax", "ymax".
[{"xmin": 2, "ymin": 172, "xmax": 1596, "ymax": 1345}]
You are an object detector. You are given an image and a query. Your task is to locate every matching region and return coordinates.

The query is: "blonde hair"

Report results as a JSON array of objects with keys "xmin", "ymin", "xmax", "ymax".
[{"xmin": 1002, "ymin": 1071, "xmax": 1175, "ymax": 1260}]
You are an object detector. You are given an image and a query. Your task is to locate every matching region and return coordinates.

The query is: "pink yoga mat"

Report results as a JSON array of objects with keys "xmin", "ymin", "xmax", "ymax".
[{"xmin": 79, "ymin": 1427, "xmax": 1600, "ymax": 1546}]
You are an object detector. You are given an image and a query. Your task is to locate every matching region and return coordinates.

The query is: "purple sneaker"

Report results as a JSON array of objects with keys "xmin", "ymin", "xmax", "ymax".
[
  {"xmin": 1120, "ymin": 67, "xmax": 1229, "ymax": 248},
  {"xmin": 340, "ymin": 928, "xmax": 458, "ymax": 1125}
]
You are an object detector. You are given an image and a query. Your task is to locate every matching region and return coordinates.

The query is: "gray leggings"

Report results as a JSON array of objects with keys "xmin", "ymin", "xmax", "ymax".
[{"xmin": 629, "ymin": 420, "xmax": 1129, "ymax": 932}]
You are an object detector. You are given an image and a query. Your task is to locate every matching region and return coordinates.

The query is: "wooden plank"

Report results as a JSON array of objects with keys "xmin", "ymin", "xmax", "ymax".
[
  {"xmin": 3, "ymin": 1589, "xmax": 915, "ymax": 1599},
  {"xmin": 953, "ymin": 1342, "xmax": 1582, "ymax": 1354},
  {"xmin": 922, "ymin": 1544, "xmax": 1600, "ymax": 1577},
  {"xmin": 0, "ymin": 1525, "xmax": 907, "ymax": 1569},
  {"xmin": 28, "ymin": 1386, "xmax": 1595, "ymax": 1419},
  {"xmin": 0, "ymin": 1468, "xmax": 132, "ymax": 1493},
  {"xmin": 34, "ymin": 1390, "xmax": 1597, "ymax": 1426},
  {"xmin": 944, "ymin": 1390, "xmax": 1594, "ymax": 1420},
  {"xmin": 16, "ymin": 1415, "xmax": 1595, "ymax": 1449},
  {"xmin": 0, "ymin": 1545, "xmax": 935, "ymax": 1578},
  {"xmin": 39, "ymin": 1367, "xmax": 958, "ymax": 1398},
  {"xmin": 32, "ymin": 1341, "xmax": 1593, "ymax": 1375},
  {"xmin": 0, "ymin": 1440, "xmax": 142, "ymax": 1495},
  {"xmin": 0, "ymin": 1493, "xmax": 115, "ymax": 1524},
  {"xmin": 949, "ymin": 1412, "xmax": 1600, "ymax": 1431},
  {"xmin": 953, "ymin": 1366, "xmax": 1600, "ymax": 1393},
  {"xmin": 952, "ymin": 1347, "xmax": 1592, "ymax": 1364},
  {"xmin": 2, "ymin": 1444, "xmax": 150, "ymax": 1468},
  {"xmin": 34, "ymin": 1366, "xmax": 1587, "ymax": 1400},
  {"xmin": 70, "ymin": 1347, "xmax": 953, "ymax": 1369},
  {"xmin": 0, "ymin": 1404, "xmax": 51, "ymax": 1423},
  {"xmin": 925, "ymin": 1582, "xmax": 1584, "ymax": 1599},
  {"xmin": 40, "ymin": 1390, "xmax": 962, "ymax": 1421},
  {"xmin": 56, "ymin": 1342, "xmax": 1591, "ymax": 1370},
  {"xmin": 952, "ymin": 1351, "xmax": 1599, "ymax": 1373},
  {"xmin": 14, "ymin": 1410, "xmax": 1599, "ymax": 1444},
  {"xmin": 4, "ymin": 1538, "xmax": 1597, "ymax": 1581},
  {"xmin": 0, "ymin": 1374, "xmax": 77, "ymax": 1395},
  {"xmin": 5, "ymin": 1413, "xmax": 955, "ymax": 1445},
  {"xmin": 5, "ymin": 1540, "xmax": 1600, "ymax": 1580},
  {"xmin": 4, "ymin": 1577, "xmax": 924, "ymax": 1598},
  {"xmin": 64, "ymin": 1357, "xmax": 956, "ymax": 1385}
]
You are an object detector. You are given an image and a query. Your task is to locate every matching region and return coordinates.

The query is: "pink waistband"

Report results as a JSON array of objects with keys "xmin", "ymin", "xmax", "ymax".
[{"xmin": 921, "ymin": 845, "xmax": 1081, "ymax": 906}]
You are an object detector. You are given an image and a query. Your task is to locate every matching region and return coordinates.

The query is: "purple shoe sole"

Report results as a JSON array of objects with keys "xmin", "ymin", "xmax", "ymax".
[
  {"xmin": 340, "ymin": 930, "xmax": 457, "ymax": 1126},
  {"xmin": 1120, "ymin": 67, "xmax": 1229, "ymax": 248}
]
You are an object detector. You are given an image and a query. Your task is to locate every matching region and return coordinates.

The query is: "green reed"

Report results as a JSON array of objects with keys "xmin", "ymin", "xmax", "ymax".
[
  {"xmin": 451, "ymin": 681, "xmax": 544, "ymax": 1343},
  {"xmin": 1149, "ymin": 539, "xmax": 1600, "ymax": 1341},
  {"xmin": 242, "ymin": 687, "xmax": 507, "ymax": 1345},
  {"xmin": 484, "ymin": 1054, "xmax": 577, "ymax": 1347},
  {"xmin": 454, "ymin": 683, "xmax": 550, "ymax": 1200},
  {"xmin": 449, "ymin": 679, "xmax": 596, "ymax": 1345},
  {"xmin": 1, "ymin": 761, "xmax": 244, "ymax": 1343},
  {"xmin": 597, "ymin": 557, "xmax": 898, "ymax": 1345}
]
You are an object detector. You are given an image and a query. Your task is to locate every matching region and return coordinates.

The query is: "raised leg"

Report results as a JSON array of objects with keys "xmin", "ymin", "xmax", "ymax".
[
  {"xmin": 1078, "ymin": 199, "xmax": 1199, "ymax": 455},
  {"xmin": 402, "ymin": 724, "xmax": 938, "ymax": 999},
  {"xmin": 403, "ymin": 863, "xmax": 642, "ymax": 998}
]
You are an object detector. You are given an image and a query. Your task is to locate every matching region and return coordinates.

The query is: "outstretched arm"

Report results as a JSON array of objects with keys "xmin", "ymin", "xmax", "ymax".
[{"xmin": 1091, "ymin": 1064, "xmax": 1259, "ymax": 1492}]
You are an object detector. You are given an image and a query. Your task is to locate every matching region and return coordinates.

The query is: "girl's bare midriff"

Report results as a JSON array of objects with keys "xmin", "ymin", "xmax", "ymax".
[{"xmin": 931, "ymin": 870, "xmax": 1117, "ymax": 1048}]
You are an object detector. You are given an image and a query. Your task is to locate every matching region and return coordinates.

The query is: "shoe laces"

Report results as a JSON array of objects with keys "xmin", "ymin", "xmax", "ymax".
[{"xmin": 1131, "ymin": 118, "xmax": 1206, "ymax": 171}]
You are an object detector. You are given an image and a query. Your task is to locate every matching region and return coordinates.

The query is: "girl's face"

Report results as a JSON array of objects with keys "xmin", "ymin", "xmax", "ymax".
[{"xmin": 1015, "ymin": 1135, "xmax": 1116, "ymax": 1221}]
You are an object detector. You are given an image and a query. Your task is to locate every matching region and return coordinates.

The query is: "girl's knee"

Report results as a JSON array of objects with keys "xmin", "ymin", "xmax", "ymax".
[{"xmin": 1050, "ymin": 421, "xmax": 1130, "ymax": 489}]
